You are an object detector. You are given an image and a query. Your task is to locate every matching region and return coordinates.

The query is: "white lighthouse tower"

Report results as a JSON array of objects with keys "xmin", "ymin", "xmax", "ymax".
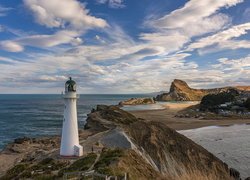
[{"xmin": 60, "ymin": 77, "xmax": 83, "ymax": 157}]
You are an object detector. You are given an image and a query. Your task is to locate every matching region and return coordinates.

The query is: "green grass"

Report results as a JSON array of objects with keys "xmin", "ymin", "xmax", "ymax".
[
  {"xmin": 58, "ymin": 153, "xmax": 97, "ymax": 177},
  {"xmin": 94, "ymin": 148, "xmax": 123, "ymax": 175},
  {"xmin": 0, "ymin": 163, "xmax": 28, "ymax": 180}
]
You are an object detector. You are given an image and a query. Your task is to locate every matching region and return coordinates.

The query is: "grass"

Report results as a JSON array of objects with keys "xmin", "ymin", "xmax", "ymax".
[
  {"xmin": 0, "ymin": 163, "xmax": 28, "ymax": 180},
  {"xmin": 58, "ymin": 153, "xmax": 97, "ymax": 177},
  {"xmin": 1, "ymin": 158, "xmax": 69, "ymax": 179},
  {"xmin": 94, "ymin": 148, "xmax": 123, "ymax": 175}
]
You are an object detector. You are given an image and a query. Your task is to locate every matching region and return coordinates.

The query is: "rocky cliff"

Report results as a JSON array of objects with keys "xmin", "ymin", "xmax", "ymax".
[
  {"xmin": 84, "ymin": 105, "xmax": 238, "ymax": 179},
  {"xmin": 155, "ymin": 79, "xmax": 250, "ymax": 101},
  {"xmin": 0, "ymin": 105, "xmax": 242, "ymax": 179}
]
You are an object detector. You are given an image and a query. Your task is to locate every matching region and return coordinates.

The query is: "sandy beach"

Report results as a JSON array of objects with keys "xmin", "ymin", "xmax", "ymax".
[{"xmin": 130, "ymin": 102, "xmax": 250, "ymax": 130}]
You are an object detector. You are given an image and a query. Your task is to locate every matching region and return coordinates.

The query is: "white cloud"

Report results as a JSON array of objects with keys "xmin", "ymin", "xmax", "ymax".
[
  {"xmin": 151, "ymin": 0, "xmax": 242, "ymax": 29},
  {"xmin": 17, "ymin": 30, "xmax": 83, "ymax": 48},
  {"xmin": 0, "ymin": 0, "xmax": 109, "ymax": 52},
  {"xmin": 0, "ymin": 30, "xmax": 83, "ymax": 52},
  {"xmin": 141, "ymin": 0, "xmax": 242, "ymax": 55},
  {"xmin": 96, "ymin": 0, "xmax": 125, "ymax": 8},
  {"xmin": 0, "ymin": 5, "xmax": 12, "ymax": 17},
  {"xmin": 187, "ymin": 23, "xmax": 250, "ymax": 52},
  {"xmin": 0, "ymin": 41, "xmax": 24, "ymax": 52},
  {"xmin": 23, "ymin": 0, "xmax": 108, "ymax": 29}
]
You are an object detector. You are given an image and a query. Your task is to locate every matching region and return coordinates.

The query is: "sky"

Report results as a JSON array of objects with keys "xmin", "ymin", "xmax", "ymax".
[{"xmin": 0, "ymin": 0, "xmax": 250, "ymax": 94}]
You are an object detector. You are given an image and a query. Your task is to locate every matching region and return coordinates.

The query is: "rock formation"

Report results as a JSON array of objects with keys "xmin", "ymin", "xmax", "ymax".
[
  {"xmin": 119, "ymin": 97, "xmax": 155, "ymax": 106},
  {"xmin": 155, "ymin": 79, "xmax": 249, "ymax": 101},
  {"xmin": 84, "ymin": 105, "xmax": 238, "ymax": 179},
  {"xmin": 0, "ymin": 105, "xmax": 243, "ymax": 179}
]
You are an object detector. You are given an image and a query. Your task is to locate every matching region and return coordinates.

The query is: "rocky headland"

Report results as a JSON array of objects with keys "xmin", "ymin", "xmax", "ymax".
[
  {"xmin": 155, "ymin": 79, "xmax": 250, "ymax": 101},
  {"xmin": 0, "ymin": 105, "xmax": 245, "ymax": 180},
  {"xmin": 118, "ymin": 97, "xmax": 155, "ymax": 106}
]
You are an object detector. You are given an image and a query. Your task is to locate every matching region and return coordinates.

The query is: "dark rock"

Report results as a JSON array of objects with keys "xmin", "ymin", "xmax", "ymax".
[
  {"xmin": 229, "ymin": 168, "xmax": 241, "ymax": 179},
  {"xmin": 195, "ymin": 114, "xmax": 200, "ymax": 118},
  {"xmin": 14, "ymin": 137, "xmax": 31, "ymax": 144}
]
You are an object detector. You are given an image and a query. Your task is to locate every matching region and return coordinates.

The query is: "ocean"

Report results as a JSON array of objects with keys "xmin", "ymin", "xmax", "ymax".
[
  {"xmin": 179, "ymin": 125, "xmax": 250, "ymax": 179},
  {"xmin": 0, "ymin": 94, "xmax": 153, "ymax": 150}
]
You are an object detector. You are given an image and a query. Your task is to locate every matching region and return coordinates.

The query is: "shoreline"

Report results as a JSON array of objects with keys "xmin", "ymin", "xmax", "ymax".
[
  {"xmin": 0, "ymin": 103, "xmax": 249, "ymax": 179},
  {"xmin": 129, "ymin": 102, "xmax": 250, "ymax": 130}
]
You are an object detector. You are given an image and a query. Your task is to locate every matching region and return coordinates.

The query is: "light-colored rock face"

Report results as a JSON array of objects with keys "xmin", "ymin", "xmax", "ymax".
[
  {"xmin": 119, "ymin": 97, "xmax": 155, "ymax": 106},
  {"xmin": 0, "ymin": 105, "xmax": 240, "ymax": 180},
  {"xmin": 84, "ymin": 105, "xmax": 236, "ymax": 179},
  {"xmin": 156, "ymin": 79, "xmax": 250, "ymax": 101}
]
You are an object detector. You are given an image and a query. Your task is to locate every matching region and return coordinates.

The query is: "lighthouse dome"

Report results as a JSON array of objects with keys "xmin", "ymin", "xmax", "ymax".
[{"xmin": 65, "ymin": 77, "xmax": 76, "ymax": 92}]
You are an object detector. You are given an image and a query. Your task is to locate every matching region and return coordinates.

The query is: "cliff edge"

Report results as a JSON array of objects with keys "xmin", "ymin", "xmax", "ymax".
[
  {"xmin": 155, "ymin": 79, "xmax": 250, "ymax": 101},
  {"xmin": 0, "ymin": 105, "xmax": 242, "ymax": 179}
]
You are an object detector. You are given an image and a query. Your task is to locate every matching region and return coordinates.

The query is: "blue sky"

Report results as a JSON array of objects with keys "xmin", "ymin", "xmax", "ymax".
[{"xmin": 0, "ymin": 0, "xmax": 250, "ymax": 93}]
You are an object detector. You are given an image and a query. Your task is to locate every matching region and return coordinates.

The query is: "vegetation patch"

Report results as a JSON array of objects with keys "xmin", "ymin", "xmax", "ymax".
[
  {"xmin": 0, "ymin": 163, "xmax": 28, "ymax": 180},
  {"xmin": 244, "ymin": 98, "xmax": 250, "ymax": 110},
  {"xmin": 94, "ymin": 148, "xmax": 123, "ymax": 175},
  {"xmin": 200, "ymin": 91, "xmax": 238, "ymax": 112},
  {"xmin": 58, "ymin": 153, "xmax": 97, "ymax": 176}
]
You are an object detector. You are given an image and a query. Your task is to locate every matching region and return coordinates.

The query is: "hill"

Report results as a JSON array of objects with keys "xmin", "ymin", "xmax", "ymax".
[
  {"xmin": 0, "ymin": 105, "xmax": 242, "ymax": 179},
  {"xmin": 155, "ymin": 79, "xmax": 250, "ymax": 101}
]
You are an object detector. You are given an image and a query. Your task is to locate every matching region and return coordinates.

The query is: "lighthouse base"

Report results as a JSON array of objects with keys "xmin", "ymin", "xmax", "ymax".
[
  {"xmin": 60, "ymin": 144, "xmax": 83, "ymax": 157},
  {"xmin": 74, "ymin": 145, "xmax": 83, "ymax": 157}
]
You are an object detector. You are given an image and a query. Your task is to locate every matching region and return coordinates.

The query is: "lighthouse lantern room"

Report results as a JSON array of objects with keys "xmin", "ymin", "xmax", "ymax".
[{"xmin": 60, "ymin": 77, "xmax": 83, "ymax": 157}]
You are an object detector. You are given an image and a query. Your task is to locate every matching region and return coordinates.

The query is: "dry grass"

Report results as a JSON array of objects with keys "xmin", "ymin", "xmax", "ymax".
[{"xmin": 176, "ymin": 170, "xmax": 233, "ymax": 180}]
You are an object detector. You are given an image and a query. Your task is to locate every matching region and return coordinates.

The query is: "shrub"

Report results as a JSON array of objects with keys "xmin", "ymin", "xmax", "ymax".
[
  {"xmin": 94, "ymin": 148, "xmax": 123, "ymax": 175},
  {"xmin": 244, "ymin": 98, "xmax": 250, "ymax": 110},
  {"xmin": 58, "ymin": 153, "xmax": 97, "ymax": 177},
  {"xmin": 200, "ymin": 91, "xmax": 236, "ymax": 111},
  {"xmin": 1, "ymin": 163, "xmax": 28, "ymax": 179}
]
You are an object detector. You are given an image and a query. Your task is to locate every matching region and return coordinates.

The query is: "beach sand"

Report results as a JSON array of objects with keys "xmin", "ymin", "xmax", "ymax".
[{"xmin": 130, "ymin": 102, "xmax": 250, "ymax": 130}]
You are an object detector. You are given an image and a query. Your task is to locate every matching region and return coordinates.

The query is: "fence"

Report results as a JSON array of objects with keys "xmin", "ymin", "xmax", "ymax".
[{"xmin": 63, "ymin": 170, "xmax": 128, "ymax": 180}]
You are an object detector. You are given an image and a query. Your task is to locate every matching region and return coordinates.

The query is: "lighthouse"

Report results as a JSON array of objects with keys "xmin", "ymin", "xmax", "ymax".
[{"xmin": 60, "ymin": 77, "xmax": 83, "ymax": 157}]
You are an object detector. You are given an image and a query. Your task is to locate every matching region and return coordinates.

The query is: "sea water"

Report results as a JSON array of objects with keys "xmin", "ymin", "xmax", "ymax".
[
  {"xmin": 0, "ymin": 94, "xmax": 152, "ymax": 150},
  {"xmin": 179, "ymin": 124, "xmax": 250, "ymax": 179}
]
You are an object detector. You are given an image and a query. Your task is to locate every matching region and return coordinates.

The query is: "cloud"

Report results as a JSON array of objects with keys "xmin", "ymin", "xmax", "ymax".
[
  {"xmin": 187, "ymin": 23, "xmax": 250, "ymax": 52},
  {"xmin": 140, "ymin": 0, "xmax": 242, "ymax": 55},
  {"xmin": 151, "ymin": 0, "xmax": 243, "ymax": 29},
  {"xmin": 23, "ymin": 0, "xmax": 108, "ymax": 29},
  {"xmin": 243, "ymin": 7, "xmax": 250, "ymax": 21},
  {"xmin": 0, "ymin": 5, "xmax": 12, "ymax": 17},
  {"xmin": 0, "ymin": 41, "xmax": 24, "ymax": 52},
  {"xmin": 0, "ymin": 30, "xmax": 83, "ymax": 52},
  {"xmin": 17, "ymin": 30, "xmax": 83, "ymax": 48},
  {"xmin": 96, "ymin": 0, "xmax": 125, "ymax": 8}
]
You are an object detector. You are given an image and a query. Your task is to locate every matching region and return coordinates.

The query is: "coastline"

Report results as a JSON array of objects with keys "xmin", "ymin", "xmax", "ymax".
[
  {"xmin": 129, "ymin": 102, "xmax": 250, "ymax": 130},
  {"xmin": 0, "ymin": 102, "xmax": 249, "ymax": 179},
  {"xmin": 179, "ymin": 124, "xmax": 250, "ymax": 179},
  {"xmin": 129, "ymin": 102, "xmax": 250, "ymax": 178}
]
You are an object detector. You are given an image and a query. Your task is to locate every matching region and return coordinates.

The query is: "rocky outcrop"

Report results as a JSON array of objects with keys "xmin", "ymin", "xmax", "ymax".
[
  {"xmin": 156, "ymin": 79, "xmax": 249, "ymax": 101},
  {"xmin": 119, "ymin": 97, "xmax": 155, "ymax": 106},
  {"xmin": 84, "ymin": 105, "xmax": 138, "ymax": 130},
  {"xmin": 0, "ymin": 105, "xmax": 244, "ymax": 179},
  {"xmin": 84, "ymin": 105, "xmax": 237, "ymax": 179}
]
